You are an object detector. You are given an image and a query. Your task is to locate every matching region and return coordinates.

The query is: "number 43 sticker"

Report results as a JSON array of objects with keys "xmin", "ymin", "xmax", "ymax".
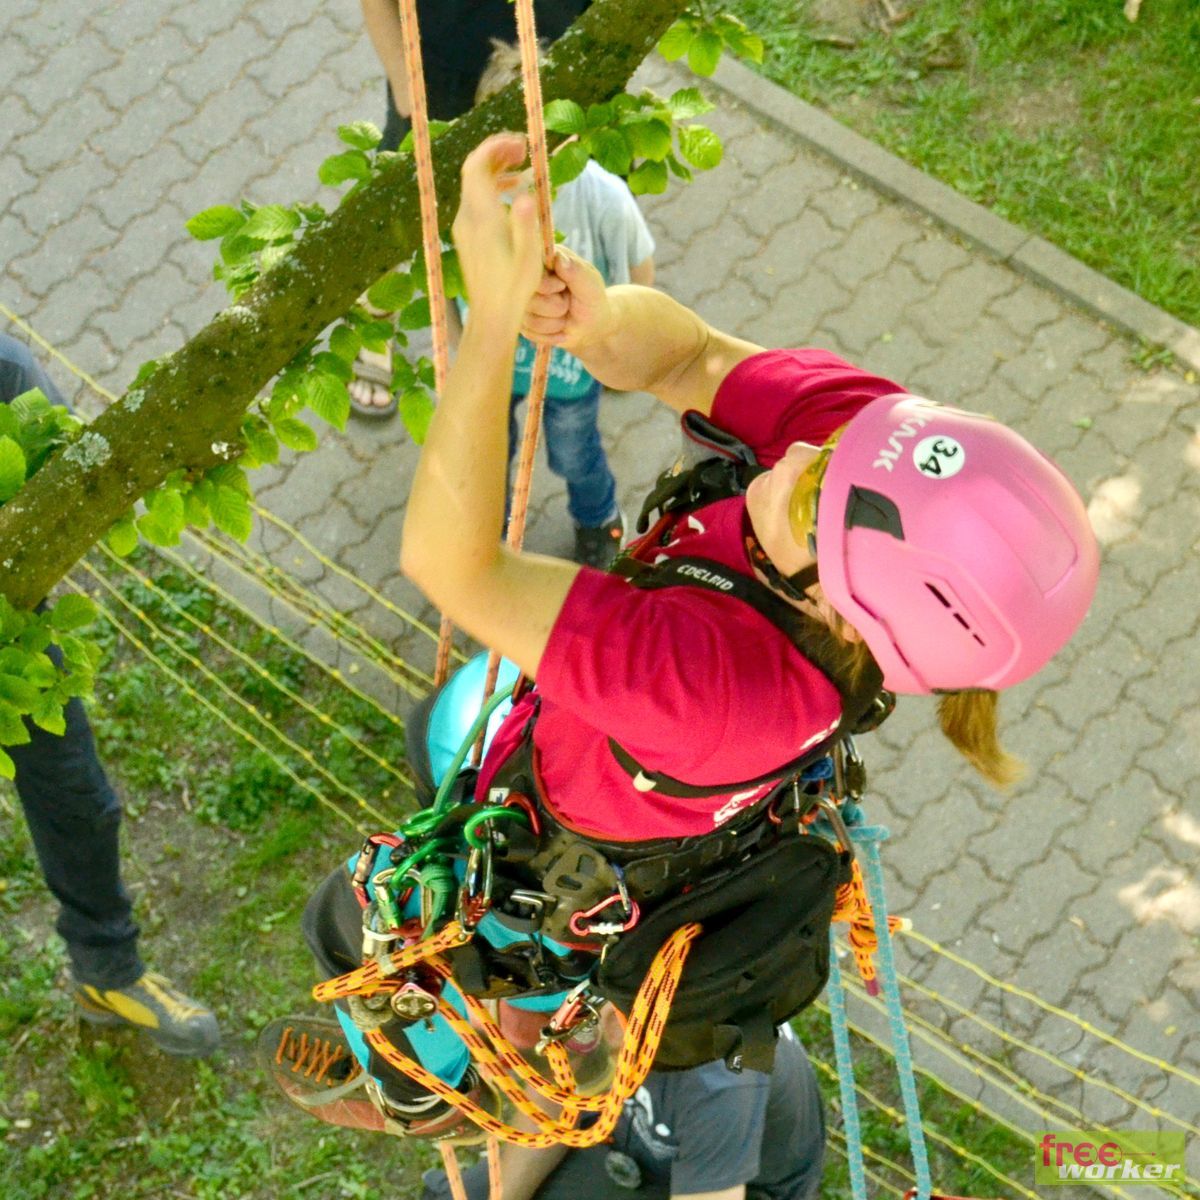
[{"xmin": 914, "ymin": 435, "xmax": 965, "ymax": 479}]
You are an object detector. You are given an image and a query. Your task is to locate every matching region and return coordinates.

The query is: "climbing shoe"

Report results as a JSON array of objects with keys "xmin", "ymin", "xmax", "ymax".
[
  {"xmin": 74, "ymin": 971, "xmax": 220, "ymax": 1058},
  {"xmin": 259, "ymin": 1015, "xmax": 384, "ymax": 1132},
  {"xmin": 574, "ymin": 512, "xmax": 625, "ymax": 570}
]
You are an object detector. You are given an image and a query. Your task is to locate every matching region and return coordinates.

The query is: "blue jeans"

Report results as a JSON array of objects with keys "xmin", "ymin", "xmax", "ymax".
[
  {"xmin": 511, "ymin": 381, "xmax": 618, "ymax": 530},
  {"xmin": 8, "ymin": 643, "xmax": 142, "ymax": 989}
]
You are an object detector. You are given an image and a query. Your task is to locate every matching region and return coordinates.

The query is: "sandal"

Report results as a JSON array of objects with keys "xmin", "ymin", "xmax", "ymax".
[{"xmin": 349, "ymin": 347, "xmax": 398, "ymax": 421}]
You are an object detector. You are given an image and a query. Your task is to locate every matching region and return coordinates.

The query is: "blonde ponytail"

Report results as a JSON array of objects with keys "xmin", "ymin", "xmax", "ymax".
[{"xmin": 936, "ymin": 690, "xmax": 1025, "ymax": 788}]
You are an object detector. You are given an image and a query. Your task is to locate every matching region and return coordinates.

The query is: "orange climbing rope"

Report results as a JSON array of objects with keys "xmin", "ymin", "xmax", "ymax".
[
  {"xmin": 475, "ymin": 0, "xmax": 560, "ymax": 730},
  {"xmin": 401, "ymin": 0, "xmax": 558, "ymax": 692},
  {"xmin": 395, "ymin": 0, "xmax": 457, "ymax": 687},
  {"xmin": 832, "ymin": 857, "xmax": 908, "ymax": 996},
  {"xmin": 313, "ymin": 921, "xmax": 703, "ymax": 1148}
]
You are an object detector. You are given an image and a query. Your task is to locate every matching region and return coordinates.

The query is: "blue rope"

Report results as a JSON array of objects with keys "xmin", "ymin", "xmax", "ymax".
[
  {"xmin": 853, "ymin": 824, "xmax": 934, "ymax": 1200},
  {"xmin": 827, "ymin": 934, "xmax": 869, "ymax": 1200}
]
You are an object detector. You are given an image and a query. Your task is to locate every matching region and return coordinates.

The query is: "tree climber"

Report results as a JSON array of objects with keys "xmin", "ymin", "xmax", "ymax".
[{"xmin": 264, "ymin": 133, "xmax": 1098, "ymax": 1145}]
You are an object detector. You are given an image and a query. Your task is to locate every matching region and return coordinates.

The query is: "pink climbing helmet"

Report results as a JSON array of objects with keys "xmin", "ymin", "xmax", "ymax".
[{"xmin": 812, "ymin": 394, "xmax": 1100, "ymax": 696}]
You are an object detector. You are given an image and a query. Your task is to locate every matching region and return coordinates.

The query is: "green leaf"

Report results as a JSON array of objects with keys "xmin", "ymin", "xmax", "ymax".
[
  {"xmin": 0, "ymin": 707, "xmax": 30, "ymax": 747},
  {"xmin": 357, "ymin": 319, "xmax": 394, "ymax": 353},
  {"xmin": 587, "ymin": 128, "xmax": 632, "ymax": 176},
  {"xmin": 678, "ymin": 124, "xmax": 724, "ymax": 171},
  {"xmin": 329, "ymin": 324, "xmax": 362, "ymax": 363},
  {"xmin": 47, "ymin": 594, "xmax": 96, "ymax": 633},
  {"xmin": 10, "ymin": 389, "xmax": 51, "ymax": 423},
  {"xmin": 211, "ymin": 485, "xmax": 253, "ymax": 542},
  {"xmin": 585, "ymin": 101, "xmax": 616, "ymax": 129},
  {"xmin": 219, "ymin": 229, "xmax": 261, "ymax": 266},
  {"xmin": 398, "ymin": 388, "xmax": 435, "ymax": 445},
  {"xmin": 259, "ymin": 243, "xmax": 290, "ymax": 271},
  {"xmin": 137, "ymin": 488, "xmax": 186, "ymax": 547},
  {"xmin": 625, "ymin": 118, "xmax": 673, "ymax": 161},
  {"xmin": 628, "ymin": 159, "xmax": 669, "ymax": 195},
  {"xmin": 398, "ymin": 297, "xmax": 432, "ymax": 331},
  {"xmin": 0, "ymin": 436, "xmax": 27, "ymax": 503},
  {"xmin": 186, "ymin": 205, "xmax": 245, "ymax": 241},
  {"xmin": 273, "ymin": 416, "xmax": 319, "ymax": 453},
  {"xmin": 0, "ymin": 647, "xmax": 28, "ymax": 674},
  {"xmin": 312, "ymin": 351, "xmax": 353, "ymax": 382},
  {"xmin": 0, "ymin": 673, "xmax": 38, "ymax": 711},
  {"xmin": 30, "ymin": 694, "xmax": 66, "ymax": 737},
  {"xmin": 441, "ymin": 248, "xmax": 465, "ymax": 301},
  {"xmin": 21, "ymin": 652, "xmax": 57, "ymax": 689},
  {"xmin": 666, "ymin": 153, "xmax": 693, "ymax": 182},
  {"xmin": 544, "ymin": 99, "xmax": 586, "ymax": 135},
  {"xmin": 0, "ymin": 746, "xmax": 14, "ymax": 780},
  {"xmin": 338, "ymin": 121, "xmax": 382, "ymax": 150},
  {"xmin": 724, "ymin": 27, "xmax": 764, "ymax": 64},
  {"xmin": 303, "ymin": 373, "xmax": 351, "ymax": 431},
  {"xmin": 107, "ymin": 515, "xmax": 139, "ymax": 557},
  {"xmin": 131, "ymin": 358, "xmax": 161, "ymax": 387},
  {"xmin": 687, "ymin": 28, "xmax": 724, "ymax": 77},
  {"xmin": 318, "ymin": 149, "xmax": 371, "ymax": 187},
  {"xmin": 241, "ymin": 417, "xmax": 280, "ymax": 466},
  {"xmin": 183, "ymin": 486, "xmax": 211, "ymax": 526},
  {"xmin": 667, "ymin": 87, "xmax": 715, "ymax": 121},
  {"xmin": 366, "ymin": 271, "xmax": 415, "ymax": 313},
  {"xmin": 550, "ymin": 141, "xmax": 590, "ymax": 188},
  {"xmin": 240, "ymin": 204, "xmax": 301, "ymax": 243},
  {"xmin": 658, "ymin": 20, "xmax": 694, "ymax": 62},
  {"xmin": 206, "ymin": 463, "xmax": 250, "ymax": 494},
  {"xmin": 0, "ymin": 405, "xmax": 18, "ymax": 441}
]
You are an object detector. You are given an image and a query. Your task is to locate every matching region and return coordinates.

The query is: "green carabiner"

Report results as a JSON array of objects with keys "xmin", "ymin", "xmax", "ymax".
[{"xmin": 462, "ymin": 805, "xmax": 528, "ymax": 849}]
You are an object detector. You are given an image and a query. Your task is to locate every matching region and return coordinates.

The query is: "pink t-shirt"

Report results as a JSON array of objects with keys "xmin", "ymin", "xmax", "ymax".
[{"xmin": 488, "ymin": 350, "xmax": 901, "ymax": 841}]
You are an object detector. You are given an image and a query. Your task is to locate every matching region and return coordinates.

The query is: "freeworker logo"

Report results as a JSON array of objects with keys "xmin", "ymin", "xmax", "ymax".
[{"xmin": 1035, "ymin": 1131, "xmax": 1186, "ymax": 1186}]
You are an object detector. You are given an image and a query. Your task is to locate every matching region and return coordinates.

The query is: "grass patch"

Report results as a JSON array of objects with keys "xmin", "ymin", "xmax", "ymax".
[{"xmin": 725, "ymin": 0, "xmax": 1200, "ymax": 326}]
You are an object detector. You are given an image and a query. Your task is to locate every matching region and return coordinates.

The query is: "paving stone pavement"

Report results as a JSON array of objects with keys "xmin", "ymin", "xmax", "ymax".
[{"xmin": 4, "ymin": 0, "xmax": 1199, "ymax": 1168}]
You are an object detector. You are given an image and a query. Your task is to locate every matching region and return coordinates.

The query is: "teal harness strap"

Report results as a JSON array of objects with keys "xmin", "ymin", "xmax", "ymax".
[{"xmin": 826, "ymin": 823, "xmax": 933, "ymax": 1200}]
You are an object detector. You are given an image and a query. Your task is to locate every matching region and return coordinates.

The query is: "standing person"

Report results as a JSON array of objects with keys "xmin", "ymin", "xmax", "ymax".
[
  {"xmin": 360, "ymin": 0, "xmax": 591, "ymax": 151},
  {"xmin": 266, "ymin": 135, "xmax": 1097, "ymax": 1145},
  {"xmin": 471, "ymin": 40, "xmax": 656, "ymax": 567},
  {"xmin": 0, "ymin": 334, "xmax": 219, "ymax": 1058},
  {"xmin": 350, "ymin": 0, "xmax": 592, "ymax": 419},
  {"xmin": 419, "ymin": 1024, "xmax": 825, "ymax": 1200}
]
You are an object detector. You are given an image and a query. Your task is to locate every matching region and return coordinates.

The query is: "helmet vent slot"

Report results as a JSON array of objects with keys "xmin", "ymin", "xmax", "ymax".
[{"xmin": 925, "ymin": 583, "xmax": 986, "ymax": 647}]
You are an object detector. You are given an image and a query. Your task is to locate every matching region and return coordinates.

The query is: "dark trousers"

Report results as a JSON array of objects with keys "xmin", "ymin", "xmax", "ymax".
[
  {"xmin": 8, "ymin": 645, "xmax": 141, "ymax": 988},
  {"xmin": 423, "ymin": 1150, "xmax": 671, "ymax": 1200}
]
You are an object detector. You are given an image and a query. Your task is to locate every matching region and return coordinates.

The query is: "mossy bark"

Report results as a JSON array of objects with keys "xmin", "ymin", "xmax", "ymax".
[{"xmin": 0, "ymin": 0, "xmax": 688, "ymax": 609}]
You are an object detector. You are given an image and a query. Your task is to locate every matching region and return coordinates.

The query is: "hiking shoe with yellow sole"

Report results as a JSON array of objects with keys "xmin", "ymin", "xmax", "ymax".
[{"xmin": 74, "ymin": 971, "xmax": 220, "ymax": 1058}]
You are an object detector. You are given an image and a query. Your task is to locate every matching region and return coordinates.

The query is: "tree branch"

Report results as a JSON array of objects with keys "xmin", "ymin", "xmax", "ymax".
[{"xmin": 0, "ymin": 0, "xmax": 688, "ymax": 609}]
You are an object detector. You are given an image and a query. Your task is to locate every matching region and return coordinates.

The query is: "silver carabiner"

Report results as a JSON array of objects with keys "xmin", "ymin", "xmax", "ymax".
[{"xmin": 813, "ymin": 794, "xmax": 856, "ymax": 862}]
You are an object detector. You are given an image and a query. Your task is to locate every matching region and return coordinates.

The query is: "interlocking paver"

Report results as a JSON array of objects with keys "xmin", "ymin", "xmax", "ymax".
[
  {"xmin": 14, "ymin": 32, "xmax": 117, "ymax": 117},
  {"xmin": 97, "ymin": 24, "xmax": 195, "ymax": 112},
  {"xmin": 167, "ymin": 0, "xmax": 252, "ymax": 44},
  {"xmin": 807, "ymin": 177, "xmax": 880, "ymax": 230},
  {"xmin": 0, "ymin": 101, "xmax": 41, "ymax": 164},
  {"xmin": 93, "ymin": 87, "xmax": 193, "ymax": 170},
  {"xmin": 8, "ymin": 1, "xmax": 1200, "ymax": 1155},
  {"xmin": 11, "ymin": 210, "xmax": 119, "ymax": 296},
  {"xmin": 247, "ymin": 15, "xmax": 345, "ymax": 98}
]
